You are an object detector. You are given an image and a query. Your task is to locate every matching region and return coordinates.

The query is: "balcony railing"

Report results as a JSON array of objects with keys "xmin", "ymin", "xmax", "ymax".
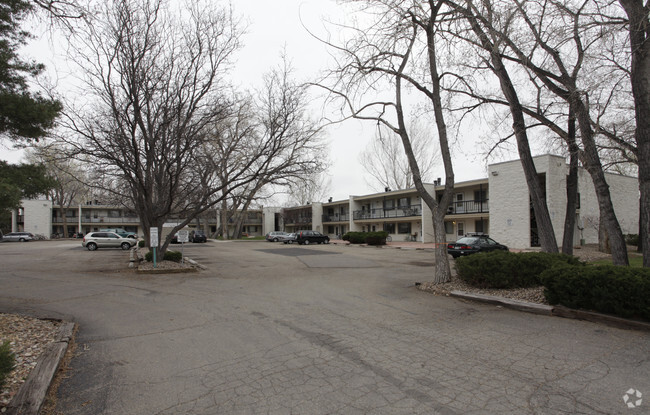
[
  {"xmin": 53, "ymin": 217, "xmax": 140, "ymax": 224},
  {"xmin": 353, "ymin": 204, "xmax": 422, "ymax": 220},
  {"xmin": 322, "ymin": 213, "xmax": 350, "ymax": 223},
  {"xmin": 284, "ymin": 216, "xmax": 312, "ymax": 224},
  {"xmin": 446, "ymin": 199, "xmax": 489, "ymax": 214}
]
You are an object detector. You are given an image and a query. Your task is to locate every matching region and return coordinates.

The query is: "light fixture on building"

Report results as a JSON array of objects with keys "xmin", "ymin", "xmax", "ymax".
[{"xmin": 491, "ymin": 171, "xmax": 499, "ymax": 176}]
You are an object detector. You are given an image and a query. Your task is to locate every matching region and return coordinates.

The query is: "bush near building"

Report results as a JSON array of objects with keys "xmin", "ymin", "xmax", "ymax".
[
  {"xmin": 0, "ymin": 340, "xmax": 15, "ymax": 391},
  {"xmin": 541, "ymin": 264, "xmax": 650, "ymax": 321},
  {"xmin": 625, "ymin": 234, "xmax": 639, "ymax": 246},
  {"xmin": 342, "ymin": 231, "xmax": 388, "ymax": 245},
  {"xmin": 144, "ymin": 250, "xmax": 182, "ymax": 262},
  {"xmin": 455, "ymin": 250, "xmax": 584, "ymax": 289}
]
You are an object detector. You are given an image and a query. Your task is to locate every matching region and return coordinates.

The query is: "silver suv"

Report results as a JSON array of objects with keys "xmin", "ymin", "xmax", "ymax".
[
  {"xmin": 265, "ymin": 231, "xmax": 288, "ymax": 242},
  {"xmin": 2, "ymin": 232, "xmax": 34, "ymax": 242},
  {"xmin": 82, "ymin": 232, "xmax": 137, "ymax": 251}
]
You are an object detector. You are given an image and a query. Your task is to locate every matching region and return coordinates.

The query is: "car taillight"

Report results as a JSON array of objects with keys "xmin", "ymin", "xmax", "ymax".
[
  {"xmin": 460, "ymin": 245, "xmax": 472, "ymax": 250},
  {"xmin": 447, "ymin": 244, "xmax": 454, "ymax": 249}
]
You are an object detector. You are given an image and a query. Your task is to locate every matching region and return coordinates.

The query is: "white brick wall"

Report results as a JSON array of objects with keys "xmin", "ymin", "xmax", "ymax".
[
  {"xmin": 21, "ymin": 199, "xmax": 52, "ymax": 237},
  {"xmin": 489, "ymin": 155, "xmax": 639, "ymax": 249}
]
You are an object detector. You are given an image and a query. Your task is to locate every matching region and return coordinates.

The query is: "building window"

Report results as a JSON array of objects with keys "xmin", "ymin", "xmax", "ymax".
[
  {"xmin": 457, "ymin": 222, "xmax": 464, "ymax": 236},
  {"xmin": 383, "ymin": 223, "xmax": 395, "ymax": 233},
  {"xmin": 474, "ymin": 189, "xmax": 487, "ymax": 202},
  {"xmin": 398, "ymin": 197, "xmax": 410, "ymax": 207},
  {"xmin": 383, "ymin": 199, "xmax": 395, "ymax": 210},
  {"xmin": 444, "ymin": 221, "xmax": 453, "ymax": 234},
  {"xmin": 108, "ymin": 210, "xmax": 121, "ymax": 218},
  {"xmin": 398, "ymin": 222, "xmax": 411, "ymax": 234},
  {"xmin": 328, "ymin": 225, "xmax": 335, "ymax": 234},
  {"xmin": 475, "ymin": 220, "xmax": 484, "ymax": 233}
]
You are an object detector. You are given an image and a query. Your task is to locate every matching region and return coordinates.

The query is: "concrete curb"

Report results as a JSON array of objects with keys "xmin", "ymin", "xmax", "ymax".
[
  {"xmin": 7, "ymin": 321, "xmax": 76, "ymax": 415},
  {"xmin": 449, "ymin": 290, "xmax": 650, "ymax": 331},
  {"xmin": 184, "ymin": 257, "xmax": 207, "ymax": 270},
  {"xmin": 449, "ymin": 291, "xmax": 553, "ymax": 316}
]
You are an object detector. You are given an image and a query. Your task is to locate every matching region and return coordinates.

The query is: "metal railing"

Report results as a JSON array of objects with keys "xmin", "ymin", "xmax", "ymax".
[
  {"xmin": 446, "ymin": 199, "xmax": 489, "ymax": 214},
  {"xmin": 322, "ymin": 214, "xmax": 350, "ymax": 222},
  {"xmin": 53, "ymin": 217, "xmax": 140, "ymax": 224},
  {"xmin": 284, "ymin": 216, "xmax": 312, "ymax": 224},
  {"xmin": 353, "ymin": 204, "xmax": 422, "ymax": 220}
]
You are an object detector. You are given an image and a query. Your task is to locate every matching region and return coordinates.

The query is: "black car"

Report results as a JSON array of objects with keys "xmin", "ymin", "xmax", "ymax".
[
  {"xmin": 447, "ymin": 235, "xmax": 508, "ymax": 258},
  {"xmin": 190, "ymin": 230, "xmax": 207, "ymax": 243},
  {"xmin": 295, "ymin": 230, "xmax": 330, "ymax": 245}
]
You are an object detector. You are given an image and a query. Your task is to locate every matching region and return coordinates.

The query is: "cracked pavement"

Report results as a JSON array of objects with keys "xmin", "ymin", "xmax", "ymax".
[{"xmin": 0, "ymin": 240, "xmax": 648, "ymax": 414}]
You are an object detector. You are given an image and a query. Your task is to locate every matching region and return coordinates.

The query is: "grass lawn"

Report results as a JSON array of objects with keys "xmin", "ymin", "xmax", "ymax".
[{"xmin": 591, "ymin": 253, "xmax": 644, "ymax": 267}]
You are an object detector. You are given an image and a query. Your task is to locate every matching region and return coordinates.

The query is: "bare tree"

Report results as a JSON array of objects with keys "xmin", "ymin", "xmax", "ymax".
[
  {"xmin": 61, "ymin": 0, "xmax": 298, "ymax": 255},
  {"xmin": 618, "ymin": 0, "xmax": 650, "ymax": 265},
  {"xmin": 206, "ymin": 60, "xmax": 328, "ymax": 239},
  {"xmin": 287, "ymin": 172, "xmax": 332, "ymax": 206},
  {"xmin": 359, "ymin": 120, "xmax": 440, "ymax": 191},
  {"xmin": 316, "ymin": 0, "xmax": 457, "ymax": 283},
  {"xmin": 443, "ymin": 0, "xmax": 633, "ymax": 263},
  {"xmin": 25, "ymin": 143, "xmax": 87, "ymax": 237}
]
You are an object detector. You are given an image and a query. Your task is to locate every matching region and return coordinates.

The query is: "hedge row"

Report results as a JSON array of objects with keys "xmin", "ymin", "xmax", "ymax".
[
  {"xmin": 0, "ymin": 340, "xmax": 15, "ymax": 391},
  {"xmin": 144, "ymin": 250, "xmax": 183, "ymax": 262},
  {"xmin": 342, "ymin": 231, "xmax": 389, "ymax": 245},
  {"xmin": 455, "ymin": 250, "xmax": 583, "ymax": 289},
  {"xmin": 541, "ymin": 265, "xmax": 650, "ymax": 320}
]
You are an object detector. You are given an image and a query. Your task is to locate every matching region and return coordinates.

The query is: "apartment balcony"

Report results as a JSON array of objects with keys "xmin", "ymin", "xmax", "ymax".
[
  {"xmin": 54, "ymin": 217, "xmax": 141, "ymax": 224},
  {"xmin": 322, "ymin": 213, "xmax": 350, "ymax": 223},
  {"xmin": 446, "ymin": 199, "xmax": 489, "ymax": 215},
  {"xmin": 353, "ymin": 204, "xmax": 422, "ymax": 221},
  {"xmin": 284, "ymin": 216, "xmax": 312, "ymax": 225}
]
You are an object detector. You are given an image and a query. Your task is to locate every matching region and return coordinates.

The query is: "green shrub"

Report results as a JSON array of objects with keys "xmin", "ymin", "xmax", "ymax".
[
  {"xmin": 342, "ymin": 232, "xmax": 367, "ymax": 244},
  {"xmin": 365, "ymin": 231, "xmax": 388, "ymax": 246},
  {"xmin": 138, "ymin": 240, "xmax": 145, "ymax": 248},
  {"xmin": 0, "ymin": 340, "xmax": 15, "ymax": 391},
  {"xmin": 144, "ymin": 250, "xmax": 183, "ymax": 262},
  {"xmin": 456, "ymin": 250, "xmax": 583, "ymax": 289},
  {"xmin": 342, "ymin": 231, "xmax": 388, "ymax": 245},
  {"xmin": 540, "ymin": 265, "xmax": 650, "ymax": 320},
  {"xmin": 625, "ymin": 234, "xmax": 639, "ymax": 246}
]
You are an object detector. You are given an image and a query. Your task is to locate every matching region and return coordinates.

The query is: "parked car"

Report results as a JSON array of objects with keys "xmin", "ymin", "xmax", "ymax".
[
  {"xmin": 295, "ymin": 230, "xmax": 330, "ymax": 245},
  {"xmin": 190, "ymin": 230, "xmax": 207, "ymax": 243},
  {"xmin": 447, "ymin": 234, "xmax": 508, "ymax": 258},
  {"xmin": 279, "ymin": 233, "xmax": 297, "ymax": 244},
  {"xmin": 3, "ymin": 232, "xmax": 34, "ymax": 242},
  {"xmin": 82, "ymin": 231, "xmax": 137, "ymax": 251},
  {"xmin": 99, "ymin": 228, "xmax": 138, "ymax": 239},
  {"xmin": 266, "ymin": 231, "xmax": 288, "ymax": 242}
]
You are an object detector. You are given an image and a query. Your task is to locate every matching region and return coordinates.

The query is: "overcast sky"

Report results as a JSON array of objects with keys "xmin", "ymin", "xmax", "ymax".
[{"xmin": 6, "ymin": 0, "xmax": 525, "ymax": 204}]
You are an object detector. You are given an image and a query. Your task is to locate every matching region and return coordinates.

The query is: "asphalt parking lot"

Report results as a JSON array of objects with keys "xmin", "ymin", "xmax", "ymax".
[{"xmin": 0, "ymin": 240, "xmax": 648, "ymax": 414}]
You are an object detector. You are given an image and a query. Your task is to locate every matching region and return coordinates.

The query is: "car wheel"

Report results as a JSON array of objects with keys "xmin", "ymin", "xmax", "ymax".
[
  {"xmin": 87, "ymin": 242, "xmax": 98, "ymax": 251},
  {"xmin": 324, "ymin": 239, "xmax": 329, "ymax": 244},
  {"xmin": 304, "ymin": 240, "xmax": 310, "ymax": 245},
  {"xmin": 288, "ymin": 240, "xmax": 293, "ymax": 244},
  {"xmin": 121, "ymin": 242, "xmax": 132, "ymax": 250},
  {"xmin": 273, "ymin": 238, "xmax": 278, "ymax": 242},
  {"xmin": 19, "ymin": 238, "xmax": 25, "ymax": 242}
]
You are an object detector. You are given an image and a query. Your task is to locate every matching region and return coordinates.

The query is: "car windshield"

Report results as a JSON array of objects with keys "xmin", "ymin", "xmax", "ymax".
[{"xmin": 456, "ymin": 237, "xmax": 479, "ymax": 244}]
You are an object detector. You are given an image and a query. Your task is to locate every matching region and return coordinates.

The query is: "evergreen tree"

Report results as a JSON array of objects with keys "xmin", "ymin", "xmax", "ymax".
[{"xmin": 0, "ymin": 0, "xmax": 61, "ymax": 141}]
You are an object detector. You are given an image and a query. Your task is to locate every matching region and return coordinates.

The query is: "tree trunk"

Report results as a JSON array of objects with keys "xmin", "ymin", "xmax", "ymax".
[
  {"xmin": 618, "ymin": 0, "xmax": 650, "ymax": 266},
  {"xmin": 572, "ymin": 98, "xmax": 628, "ymax": 265},
  {"xmin": 562, "ymin": 108, "xmax": 578, "ymax": 255},
  {"xmin": 599, "ymin": 220, "xmax": 611, "ymax": 254},
  {"xmin": 61, "ymin": 207, "xmax": 68, "ymax": 238},
  {"xmin": 465, "ymin": 13, "xmax": 558, "ymax": 252}
]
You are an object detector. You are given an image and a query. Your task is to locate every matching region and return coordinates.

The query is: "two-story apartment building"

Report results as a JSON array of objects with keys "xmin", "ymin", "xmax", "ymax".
[{"xmin": 13, "ymin": 155, "xmax": 639, "ymax": 249}]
